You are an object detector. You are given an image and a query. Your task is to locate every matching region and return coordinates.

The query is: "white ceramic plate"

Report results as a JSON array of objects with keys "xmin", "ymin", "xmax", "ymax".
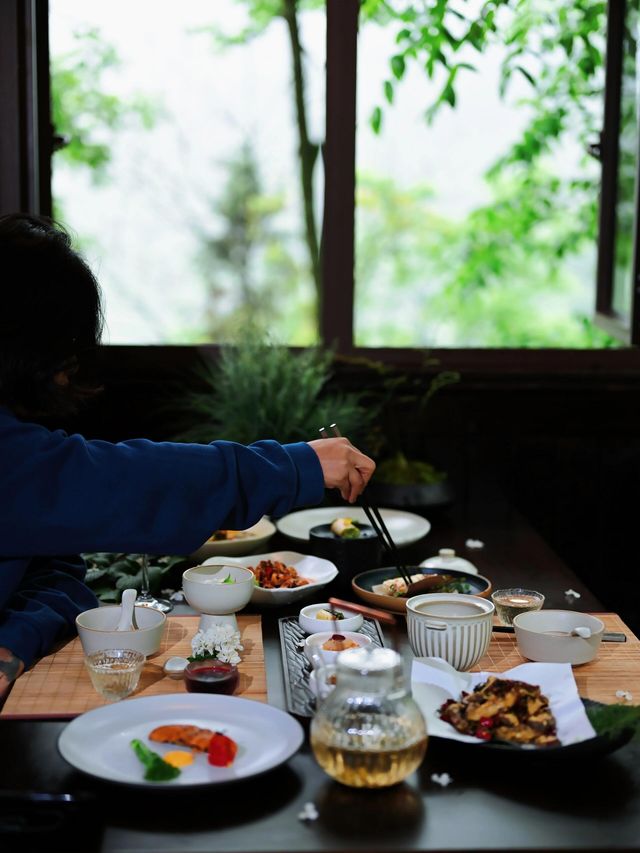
[
  {"xmin": 202, "ymin": 551, "xmax": 338, "ymax": 606},
  {"xmin": 276, "ymin": 507, "xmax": 431, "ymax": 546},
  {"xmin": 58, "ymin": 693, "xmax": 304, "ymax": 787},
  {"xmin": 190, "ymin": 517, "xmax": 276, "ymax": 561}
]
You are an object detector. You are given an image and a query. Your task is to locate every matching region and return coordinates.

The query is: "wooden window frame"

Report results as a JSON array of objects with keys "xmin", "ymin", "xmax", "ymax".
[{"xmin": 1, "ymin": 0, "xmax": 639, "ymax": 378}]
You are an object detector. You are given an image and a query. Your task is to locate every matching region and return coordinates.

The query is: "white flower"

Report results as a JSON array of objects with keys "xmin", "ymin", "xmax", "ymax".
[
  {"xmin": 431, "ymin": 772, "xmax": 453, "ymax": 787},
  {"xmin": 564, "ymin": 589, "xmax": 581, "ymax": 599},
  {"xmin": 297, "ymin": 802, "xmax": 319, "ymax": 822},
  {"xmin": 615, "ymin": 690, "xmax": 633, "ymax": 702},
  {"xmin": 465, "ymin": 539, "xmax": 484, "ymax": 550},
  {"xmin": 191, "ymin": 624, "xmax": 243, "ymax": 665},
  {"xmin": 169, "ymin": 590, "xmax": 185, "ymax": 602}
]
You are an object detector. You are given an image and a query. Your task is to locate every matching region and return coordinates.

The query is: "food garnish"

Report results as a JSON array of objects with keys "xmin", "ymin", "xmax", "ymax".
[
  {"xmin": 208, "ymin": 732, "xmax": 239, "ymax": 767},
  {"xmin": 316, "ymin": 608, "xmax": 345, "ymax": 621},
  {"xmin": 438, "ymin": 677, "xmax": 560, "ymax": 747},
  {"xmin": 330, "ymin": 517, "xmax": 361, "ymax": 538},
  {"xmin": 130, "ymin": 739, "xmax": 181, "ymax": 782},
  {"xmin": 248, "ymin": 559, "xmax": 310, "ymax": 589}
]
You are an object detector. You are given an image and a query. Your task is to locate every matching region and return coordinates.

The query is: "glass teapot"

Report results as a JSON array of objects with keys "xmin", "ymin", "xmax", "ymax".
[{"xmin": 310, "ymin": 646, "xmax": 428, "ymax": 788}]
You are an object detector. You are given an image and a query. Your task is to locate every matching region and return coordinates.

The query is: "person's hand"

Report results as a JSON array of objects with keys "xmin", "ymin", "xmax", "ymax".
[
  {"xmin": 0, "ymin": 647, "xmax": 23, "ymax": 702},
  {"xmin": 307, "ymin": 437, "xmax": 376, "ymax": 503}
]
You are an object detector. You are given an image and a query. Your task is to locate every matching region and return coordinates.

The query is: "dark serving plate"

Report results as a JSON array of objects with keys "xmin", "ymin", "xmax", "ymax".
[
  {"xmin": 428, "ymin": 699, "xmax": 635, "ymax": 765},
  {"xmin": 352, "ymin": 565, "xmax": 492, "ymax": 614}
]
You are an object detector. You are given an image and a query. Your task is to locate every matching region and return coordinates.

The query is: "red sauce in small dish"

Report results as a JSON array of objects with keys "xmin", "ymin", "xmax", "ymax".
[{"xmin": 184, "ymin": 661, "xmax": 239, "ymax": 695}]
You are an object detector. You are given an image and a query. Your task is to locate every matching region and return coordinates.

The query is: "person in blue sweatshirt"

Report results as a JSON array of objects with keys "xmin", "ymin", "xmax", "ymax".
[{"xmin": 0, "ymin": 213, "xmax": 375, "ymax": 698}]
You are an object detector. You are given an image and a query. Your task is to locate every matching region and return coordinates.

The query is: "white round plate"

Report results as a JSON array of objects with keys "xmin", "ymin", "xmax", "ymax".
[
  {"xmin": 190, "ymin": 517, "xmax": 276, "ymax": 561},
  {"xmin": 202, "ymin": 551, "xmax": 339, "ymax": 606},
  {"xmin": 58, "ymin": 693, "xmax": 304, "ymax": 787},
  {"xmin": 276, "ymin": 507, "xmax": 431, "ymax": 546}
]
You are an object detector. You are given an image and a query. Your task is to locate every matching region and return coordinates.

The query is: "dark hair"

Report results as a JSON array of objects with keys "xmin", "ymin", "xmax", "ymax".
[{"xmin": 0, "ymin": 213, "xmax": 104, "ymax": 417}]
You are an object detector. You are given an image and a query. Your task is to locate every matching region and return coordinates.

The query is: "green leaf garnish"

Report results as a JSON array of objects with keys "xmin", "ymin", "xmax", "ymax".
[
  {"xmin": 222, "ymin": 574, "xmax": 235, "ymax": 584},
  {"xmin": 131, "ymin": 739, "xmax": 181, "ymax": 782},
  {"xmin": 586, "ymin": 703, "xmax": 640, "ymax": 741}
]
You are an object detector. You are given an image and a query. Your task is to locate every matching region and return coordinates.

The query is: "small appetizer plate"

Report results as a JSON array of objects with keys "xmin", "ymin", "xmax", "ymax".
[
  {"xmin": 298, "ymin": 602, "xmax": 364, "ymax": 635},
  {"xmin": 276, "ymin": 507, "xmax": 431, "ymax": 546}
]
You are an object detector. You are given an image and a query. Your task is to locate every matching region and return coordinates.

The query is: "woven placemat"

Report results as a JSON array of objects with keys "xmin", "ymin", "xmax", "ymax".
[{"xmin": 2, "ymin": 614, "xmax": 266, "ymax": 719}]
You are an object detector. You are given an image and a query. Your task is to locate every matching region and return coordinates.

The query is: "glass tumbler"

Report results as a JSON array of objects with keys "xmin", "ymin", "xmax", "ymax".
[
  {"xmin": 84, "ymin": 648, "xmax": 145, "ymax": 702},
  {"xmin": 310, "ymin": 646, "xmax": 427, "ymax": 788}
]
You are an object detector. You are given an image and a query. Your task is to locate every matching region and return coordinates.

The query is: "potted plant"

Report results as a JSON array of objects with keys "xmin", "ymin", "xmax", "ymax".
[{"xmin": 174, "ymin": 335, "xmax": 376, "ymax": 448}]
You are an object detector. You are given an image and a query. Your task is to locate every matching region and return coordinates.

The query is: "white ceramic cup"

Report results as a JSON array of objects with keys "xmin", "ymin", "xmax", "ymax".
[{"xmin": 405, "ymin": 593, "xmax": 495, "ymax": 671}]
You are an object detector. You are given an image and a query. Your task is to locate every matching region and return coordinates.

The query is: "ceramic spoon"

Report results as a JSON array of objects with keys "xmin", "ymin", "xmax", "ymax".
[{"xmin": 116, "ymin": 588, "xmax": 139, "ymax": 631}]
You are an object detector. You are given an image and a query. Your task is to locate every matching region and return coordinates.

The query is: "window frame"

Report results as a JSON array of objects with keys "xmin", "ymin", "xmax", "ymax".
[{"xmin": 1, "ymin": 0, "xmax": 638, "ymax": 374}]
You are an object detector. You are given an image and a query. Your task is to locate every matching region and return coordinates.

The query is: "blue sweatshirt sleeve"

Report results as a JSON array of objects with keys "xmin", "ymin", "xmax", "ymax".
[
  {"xmin": 0, "ymin": 411, "xmax": 325, "ymax": 557},
  {"xmin": 0, "ymin": 556, "xmax": 98, "ymax": 670}
]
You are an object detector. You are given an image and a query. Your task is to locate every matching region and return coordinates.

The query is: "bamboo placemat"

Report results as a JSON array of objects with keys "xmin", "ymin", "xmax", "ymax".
[
  {"xmin": 476, "ymin": 613, "xmax": 640, "ymax": 704},
  {"xmin": 1, "ymin": 614, "xmax": 266, "ymax": 720}
]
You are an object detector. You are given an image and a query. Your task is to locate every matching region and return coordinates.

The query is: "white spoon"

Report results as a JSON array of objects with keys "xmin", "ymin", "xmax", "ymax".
[
  {"xmin": 116, "ymin": 588, "xmax": 139, "ymax": 631},
  {"xmin": 543, "ymin": 626, "xmax": 592, "ymax": 639}
]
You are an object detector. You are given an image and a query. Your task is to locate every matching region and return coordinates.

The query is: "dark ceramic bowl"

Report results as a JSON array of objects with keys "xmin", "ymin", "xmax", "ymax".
[
  {"xmin": 309, "ymin": 523, "xmax": 382, "ymax": 596},
  {"xmin": 352, "ymin": 565, "xmax": 492, "ymax": 614}
]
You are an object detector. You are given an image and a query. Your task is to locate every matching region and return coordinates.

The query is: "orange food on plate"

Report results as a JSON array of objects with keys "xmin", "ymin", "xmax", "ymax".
[
  {"xmin": 321, "ymin": 633, "xmax": 359, "ymax": 652},
  {"xmin": 207, "ymin": 529, "xmax": 252, "ymax": 542},
  {"xmin": 149, "ymin": 724, "xmax": 216, "ymax": 752},
  {"xmin": 248, "ymin": 559, "xmax": 311, "ymax": 589}
]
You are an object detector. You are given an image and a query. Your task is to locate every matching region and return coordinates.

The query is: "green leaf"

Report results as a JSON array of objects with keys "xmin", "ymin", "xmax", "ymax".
[
  {"xmin": 384, "ymin": 80, "xmax": 394, "ymax": 105},
  {"xmin": 131, "ymin": 739, "xmax": 181, "ymax": 782},
  {"xmin": 390, "ymin": 54, "xmax": 406, "ymax": 81},
  {"xmin": 586, "ymin": 703, "xmax": 640, "ymax": 741}
]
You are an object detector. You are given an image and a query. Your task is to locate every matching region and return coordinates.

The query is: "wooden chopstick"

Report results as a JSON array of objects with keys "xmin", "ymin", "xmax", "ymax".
[{"xmin": 319, "ymin": 424, "xmax": 412, "ymax": 589}]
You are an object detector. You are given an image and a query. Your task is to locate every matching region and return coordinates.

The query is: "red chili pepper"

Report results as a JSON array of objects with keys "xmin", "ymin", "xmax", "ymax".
[
  {"xmin": 479, "ymin": 717, "xmax": 495, "ymax": 728},
  {"xmin": 475, "ymin": 729, "xmax": 492, "ymax": 741},
  {"xmin": 208, "ymin": 732, "xmax": 238, "ymax": 767}
]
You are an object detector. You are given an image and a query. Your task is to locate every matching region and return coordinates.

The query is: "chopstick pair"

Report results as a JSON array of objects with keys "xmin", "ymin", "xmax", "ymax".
[{"xmin": 318, "ymin": 424, "xmax": 412, "ymax": 590}]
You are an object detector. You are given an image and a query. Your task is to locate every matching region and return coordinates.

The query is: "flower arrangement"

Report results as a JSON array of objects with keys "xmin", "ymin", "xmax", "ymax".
[{"xmin": 190, "ymin": 624, "xmax": 243, "ymax": 665}]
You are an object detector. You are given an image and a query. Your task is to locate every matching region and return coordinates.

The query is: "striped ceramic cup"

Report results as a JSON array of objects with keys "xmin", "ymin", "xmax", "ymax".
[{"xmin": 405, "ymin": 594, "xmax": 495, "ymax": 671}]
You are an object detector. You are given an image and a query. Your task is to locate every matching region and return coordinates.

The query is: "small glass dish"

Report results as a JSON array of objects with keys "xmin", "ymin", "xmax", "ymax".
[
  {"xmin": 491, "ymin": 588, "xmax": 545, "ymax": 626},
  {"xmin": 84, "ymin": 648, "xmax": 145, "ymax": 702},
  {"xmin": 183, "ymin": 660, "xmax": 239, "ymax": 695}
]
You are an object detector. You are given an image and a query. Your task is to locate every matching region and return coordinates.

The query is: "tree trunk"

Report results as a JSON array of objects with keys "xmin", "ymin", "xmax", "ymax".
[{"xmin": 282, "ymin": 0, "xmax": 321, "ymax": 310}]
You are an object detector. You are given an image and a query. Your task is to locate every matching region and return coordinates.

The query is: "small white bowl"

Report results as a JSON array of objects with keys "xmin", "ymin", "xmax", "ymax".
[
  {"xmin": 298, "ymin": 603, "xmax": 364, "ymax": 635},
  {"xmin": 182, "ymin": 564, "xmax": 255, "ymax": 615},
  {"xmin": 513, "ymin": 610, "xmax": 604, "ymax": 665},
  {"xmin": 76, "ymin": 605, "xmax": 166, "ymax": 657},
  {"xmin": 304, "ymin": 630, "xmax": 372, "ymax": 665}
]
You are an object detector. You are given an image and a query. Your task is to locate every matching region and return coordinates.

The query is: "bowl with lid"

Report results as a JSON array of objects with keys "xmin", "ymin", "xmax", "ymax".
[{"xmin": 513, "ymin": 610, "xmax": 604, "ymax": 665}]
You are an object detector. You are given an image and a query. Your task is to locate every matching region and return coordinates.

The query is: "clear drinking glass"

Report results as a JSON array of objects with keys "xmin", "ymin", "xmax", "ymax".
[
  {"xmin": 84, "ymin": 648, "xmax": 145, "ymax": 702},
  {"xmin": 135, "ymin": 554, "xmax": 173, "ymax": 613},
  {"xmin": 491, "ymin": 588, "xmax": 545, "ymax": 626},
  {"xmin": 310, "ymin": 646, "xmax": 427, "ymax": 788}
]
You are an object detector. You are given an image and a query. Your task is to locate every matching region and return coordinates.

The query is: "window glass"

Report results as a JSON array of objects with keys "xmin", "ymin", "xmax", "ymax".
[
  {"xmin": 612, "ymin": 1, "xmax": 640, "ymax": 326},
  {"xmin": 354, "ymin": 1, "xmax": 616, "ymax": 348},
  {"xmin": 50, "ymin": 0, "xmax": 324, "ymax": 344}
]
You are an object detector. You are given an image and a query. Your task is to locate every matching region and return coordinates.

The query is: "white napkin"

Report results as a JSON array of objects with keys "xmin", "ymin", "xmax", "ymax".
[{"xmin": 411, "ymin": 657, "xmax": 596, "ymax": 746}]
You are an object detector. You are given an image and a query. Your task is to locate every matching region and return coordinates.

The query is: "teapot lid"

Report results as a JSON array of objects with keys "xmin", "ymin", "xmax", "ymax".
[{"xmin": 336, "ymin": 646, "xmax": 401, "ymax": 675}]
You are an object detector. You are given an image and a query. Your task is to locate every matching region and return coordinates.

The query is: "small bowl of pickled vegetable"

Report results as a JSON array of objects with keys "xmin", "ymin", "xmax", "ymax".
[{"xmin": 298, "ymin": 602, "xmax": 364, "ymax": 635}]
